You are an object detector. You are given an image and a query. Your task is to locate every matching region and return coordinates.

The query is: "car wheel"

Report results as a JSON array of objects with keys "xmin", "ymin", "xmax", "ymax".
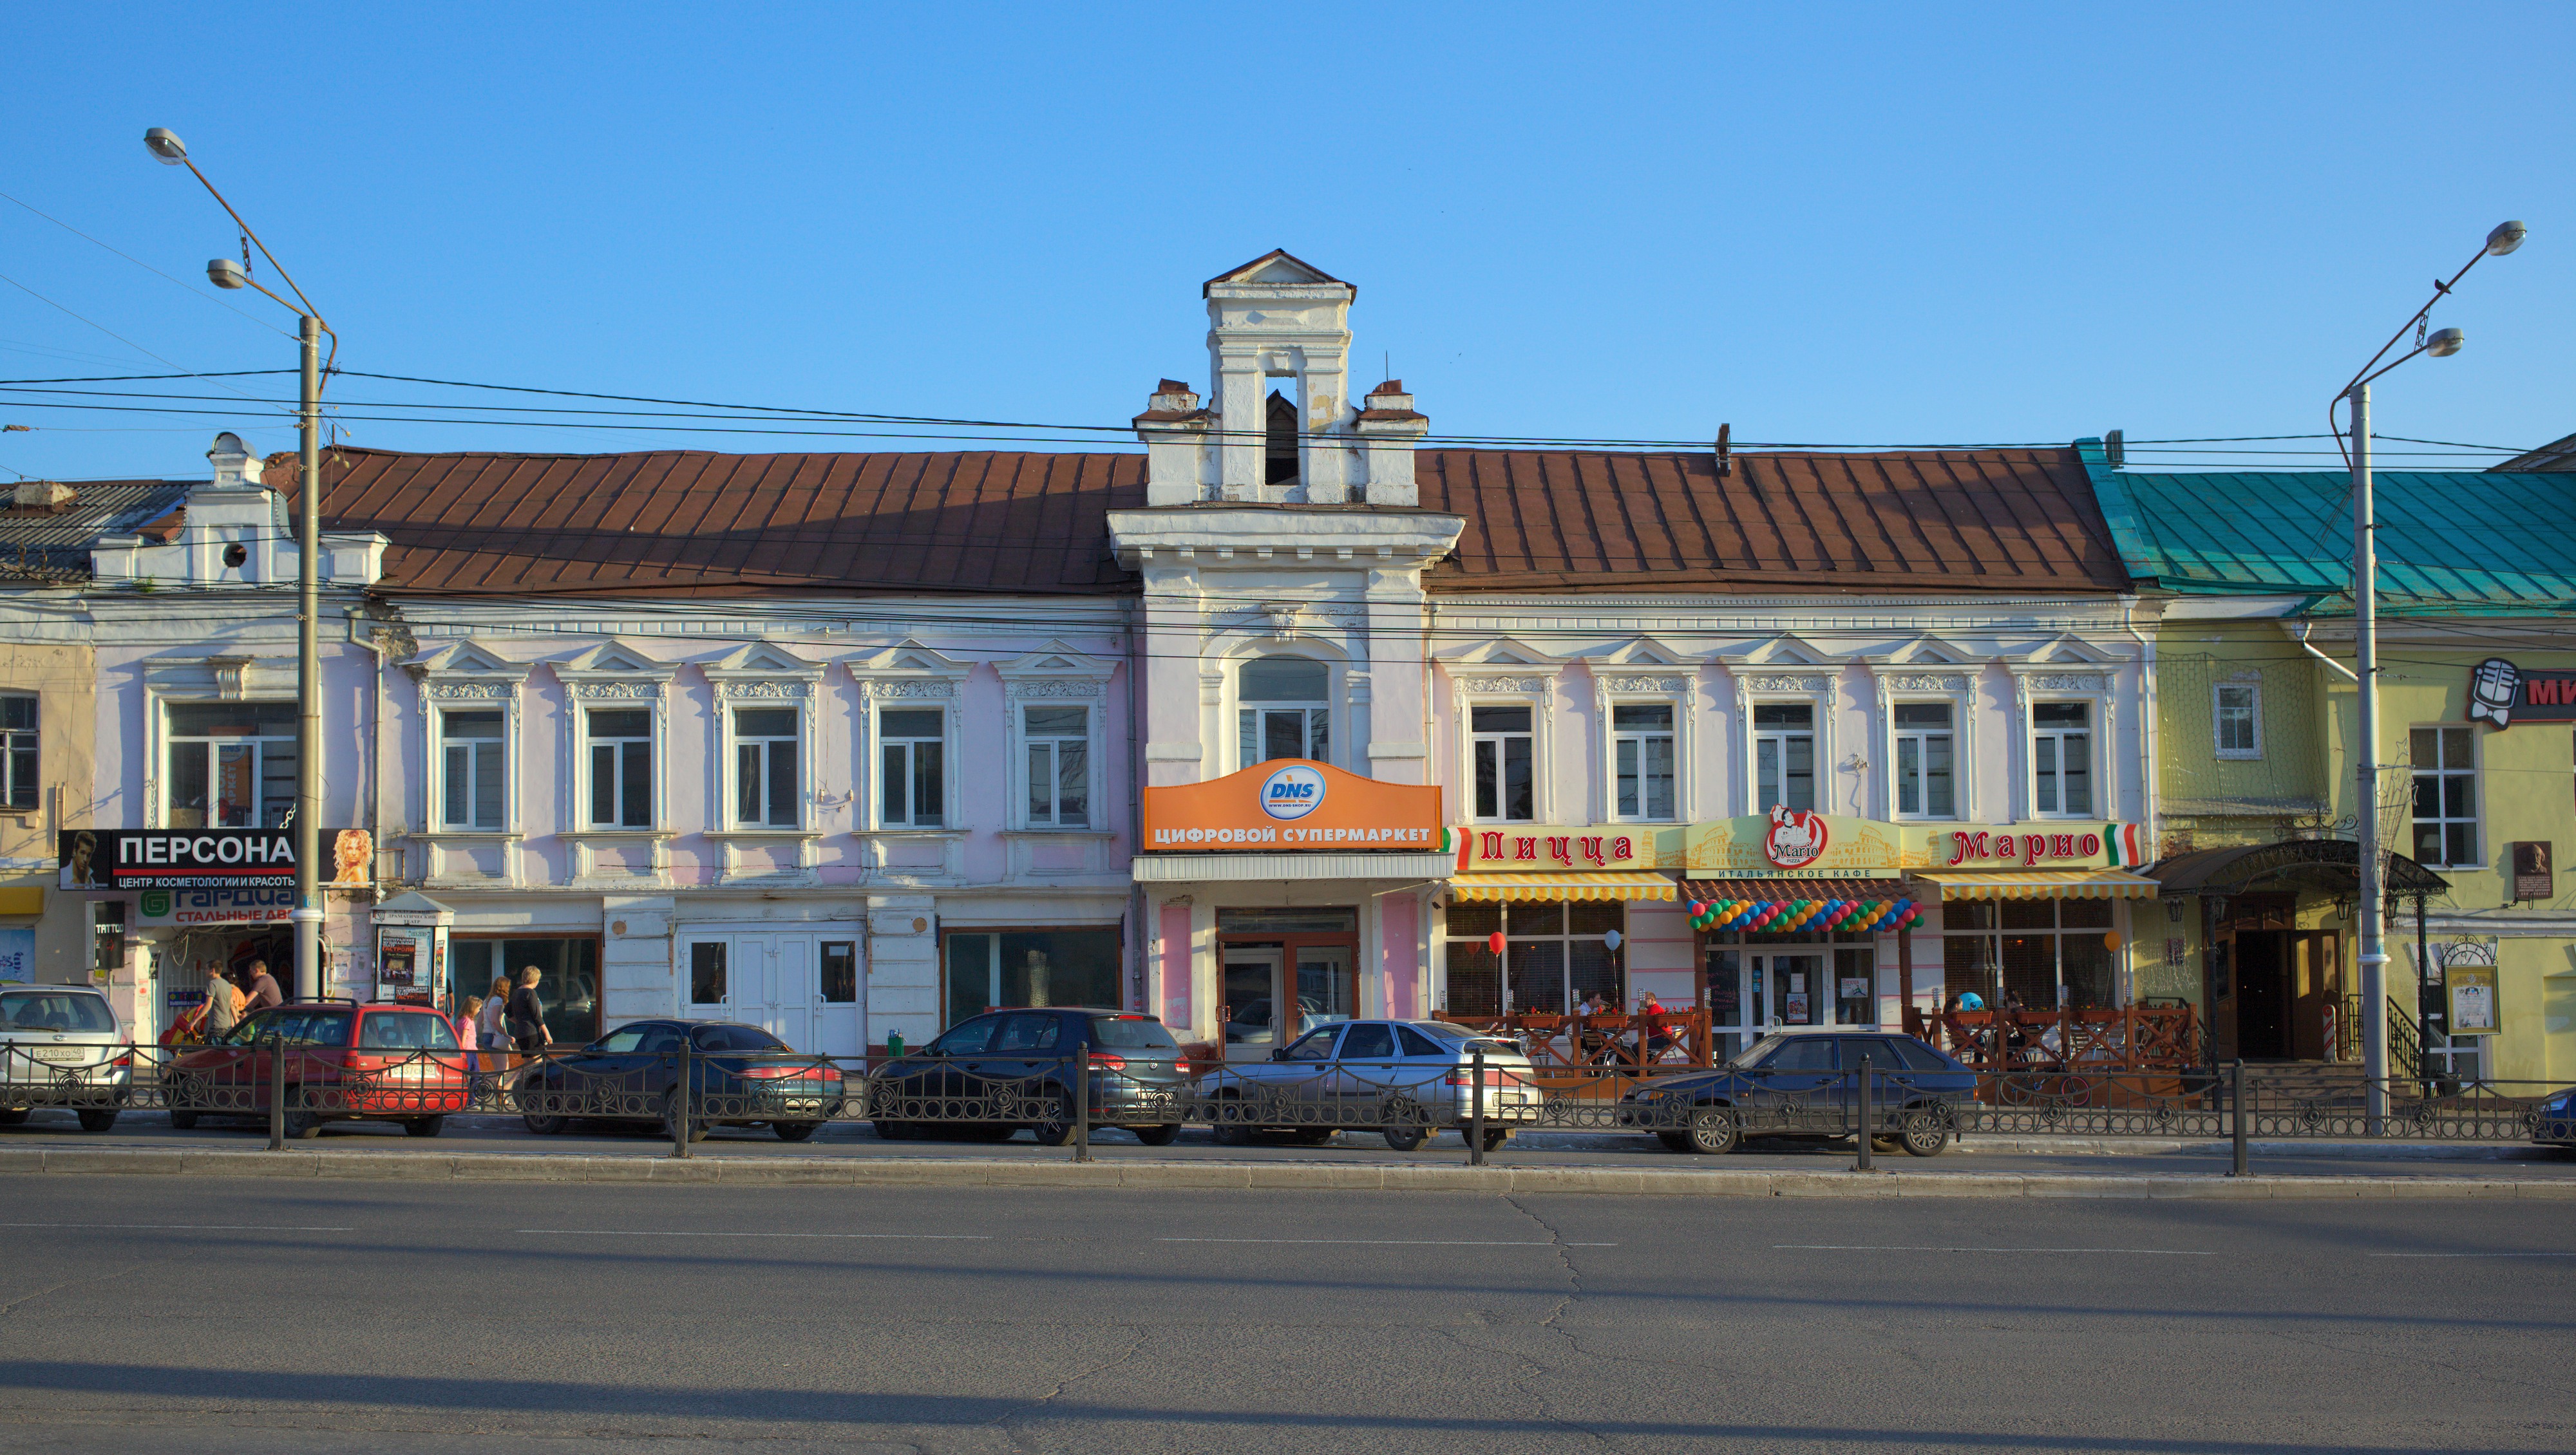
[
  {"xmin": 1209, "ymin": 1095, "xmax": 1255, "ymax": 1147},
  {"xmin": 1133, "ymin": 1123, "xmax": 1181, "ymax": 1147},
  {"xmin": 1656, "ymin": 1131, "xmax": 1693, "ymax": 1153},
  {"xmin": 662, "ymin": 1092, "xmax": 708, "ymax": 1143},
  {"xmin": 283, "ymin": 1107, "xmax": 323, "ymax": 1141},
  {"xmin": 1899, "ymin": 1107, "xmax": 1949, "ymax": 1158},
  {"xmin": 77, "ymin": 1110, "xmax": 120, "ymax": 1133},
  {"xmin": 1685, "ymin": 1106, "xmax": 1741, "ymax": 1156},
  {"xmin": 1031, "ymin": 1096, "xmax": 1075, "ymax": 1147},
  {"xmin": 871, "ymin": 1119, "xmax": 914, "ymax": 1141},
  {"xmin": 1383, "ymin": 1123, "xmax": 1428, "ymax": 1152},
  {"xmin": 773, "ymin": 1122, "xmax": 820, "ymax": 1143},
  {"xmin": 1468, "ymin": 1127, "xmax": 1511, "ymax": 1153},
  {"xmin": 522, "ymin": 1114, "xmax": 568, "ymax": 1136},
  {"xmin": 167, "ymin": 1110, "xmax": 200, "ymax": 1130},
  {"xmin": 0, "ymin": 1107, "xmax": 30, "ymax": 1127},
  {"xmin": 402, "ymin": 1116, "xmax": 444, "ymax": 1138}
]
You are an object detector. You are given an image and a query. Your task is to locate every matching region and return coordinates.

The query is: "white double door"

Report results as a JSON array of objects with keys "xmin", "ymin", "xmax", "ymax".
[{"xmin": 680, "ymin": 924, "xmax": 864, "ymax": 1056}]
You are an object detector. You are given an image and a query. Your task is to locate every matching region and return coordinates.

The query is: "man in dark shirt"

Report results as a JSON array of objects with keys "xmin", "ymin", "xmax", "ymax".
[{"xmin": 241, "ymin": 959, "xmax": 284, "ymax": 1013}]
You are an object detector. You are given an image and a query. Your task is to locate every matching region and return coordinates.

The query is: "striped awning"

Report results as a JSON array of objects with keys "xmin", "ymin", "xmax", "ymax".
[
  {"xmin": 1914, "ymin": 869, "xmax": 2161, "ymax": 900},
  {"xmin": 1448, "ymin": 872, "xmax": 1677, "ymax": 903}
]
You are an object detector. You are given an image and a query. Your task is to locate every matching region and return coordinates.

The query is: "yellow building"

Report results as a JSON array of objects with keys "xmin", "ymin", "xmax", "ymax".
[
  {"xmin": 2093, "ymin": 446, "xmax": 2575, "ymax": 1085},
  {"xmin": 0, "ymin": 638, "xmax": 99, "ymax": 991}
]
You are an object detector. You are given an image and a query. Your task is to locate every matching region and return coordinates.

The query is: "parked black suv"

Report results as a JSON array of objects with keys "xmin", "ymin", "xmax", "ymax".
[{"xmin": 872, "ymin": 1008, "xmax": 1188, "ymax": 1145}]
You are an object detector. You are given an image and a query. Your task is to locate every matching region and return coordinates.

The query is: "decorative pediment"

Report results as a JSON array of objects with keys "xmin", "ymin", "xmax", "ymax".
[
  {"xmin": 1204, "ymin": 249, "xmax": 1347, "ymax": 291},
  {"xmin": 408, "ymin": 641, "xmax": 529, "ymax": 699},
  {"xmin": 1438, "ymin": 637, "xmax": 1566, "ymax": 671},
  {"xmin": 849, "ymin": 639, "xmax": 972, "ymax": 700},
  {"xmin": 555, "ymin": 641, "xmax": 672, "ymax": 701},
  {"xmin": 1870, "ymin": 634, "xmax": 1975, "ymax": 668},
  {"xmin": 1714, "ymin": 632, "xmax": 1837, "ymax": 669},
  {"xmin": 702, "ymin": 642, "xmax": 823, "ymax": 700},
  {"xmin": 1588, "ymin": 635, "xmax": 1690, "ymax": 668},
  {"xmin": 2009, "ymin": 634, "xmax": 2118, "ymax": 668},
  {"xmin": 995, "ymin": 640, "xmax": 1113, "ymax": 700}
]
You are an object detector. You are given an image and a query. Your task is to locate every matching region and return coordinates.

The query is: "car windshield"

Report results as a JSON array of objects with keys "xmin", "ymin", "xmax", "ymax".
[
  {"xmin": 1088, "ymin": 1016, "xmax": 1179, "ymax": 1051},
  {"xmin": 1415, "ymin": 1022, "xmax": 1519, "ymax": 1054},
  {"xmin": 1728, "ymin": 1033, "xmax": 1787, "ymax": 1068},
  {"xmin": 357, "ymin": 1013, "xmax": 459, "ymax": 1051},
  {"xmin": 0, "ymin": 990, "xmax": 117, "ymax": 1034}
]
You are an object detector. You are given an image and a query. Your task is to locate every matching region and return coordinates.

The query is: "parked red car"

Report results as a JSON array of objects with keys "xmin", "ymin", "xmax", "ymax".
[{"xmin": 169, "ymin": 1001, "xmax": 469, "ymax": 1139}]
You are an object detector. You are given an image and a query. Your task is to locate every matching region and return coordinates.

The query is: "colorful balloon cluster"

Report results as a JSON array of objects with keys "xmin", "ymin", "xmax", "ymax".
[{"xmin": 1683, "ymin": 896, "xmax": 1921, "ymax": 935}]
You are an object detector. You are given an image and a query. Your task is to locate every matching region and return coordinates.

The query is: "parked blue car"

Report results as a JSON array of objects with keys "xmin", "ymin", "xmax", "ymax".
[
  {"xmin": 1616, "ymin": 1028, "xmax": 1975, "ymax": 1157},
  {"xmin": 2536, "ymin": 1086, "xmax": 2576, "ymax": 1152},
  {"xmin": 518, "ymin": 1018, "xmax": 845, "ymax": 1142}
]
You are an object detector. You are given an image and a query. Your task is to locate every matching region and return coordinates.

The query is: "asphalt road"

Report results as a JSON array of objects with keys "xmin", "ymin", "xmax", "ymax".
[
  {"xmin": 6, "ymin": 1105, "xmax": 2573, "ymax": 1182},
  {"xmin": 1, "ymin": 1177, "xmax": 2570, "ymax": 1454}
]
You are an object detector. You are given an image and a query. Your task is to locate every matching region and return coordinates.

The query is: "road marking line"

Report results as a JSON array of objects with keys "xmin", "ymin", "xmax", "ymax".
[
  {"xmin": 2370, "ymin": 1241, "xmax": 2576, "ymax": 1252},
  {"xmin": 514, "ymin": 1229, "xmax": 993, "ymax": 1240},
  {"xmin": 0, "ymin": 1222, "xmax": 354, "ymax": 1232},
  {"xmin": 1158, "ymin": 1237, "xmax": 1616, "ymax": 1247},
  {"xmin": 1774, "ymin": 1244, "xmax": 2212, "ymax": 1255}
]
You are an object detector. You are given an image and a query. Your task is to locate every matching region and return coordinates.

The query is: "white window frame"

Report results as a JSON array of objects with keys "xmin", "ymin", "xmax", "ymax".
[
  {"xmin": 162, "ymin": 699, "xmax": 298, "ymax": 830},
  {"xmin": 875, "ymin": 702, "xmax": 950, "ymax": 829},
  {"xmin": 578, "ymin": 702, "xmax": 658, "ymax": 830},
  {"xmin": 1236, "ymin": 652, "xmax": 1334, "ymax": 771},
  {"xmin": 995, "ymin": 642, "xmax": 1115, "ymax": 834},
  {"xmin": 1750, "ymin": 698, "xmax": 1821, "ymax": 816},
  {"xmin": 1019, "ymin": 702, "xmax": 1095, "ymax": 829},
  {"xmin": 1605, "ymin": 697, "xmax": 1680, "ymax": 823},
  {"xmin": 1889, "ymin": 698, "xmax": 1961, "ymax": 820},
  {"xmin": 2409, "ymin": 723, "xmax": 2481, "ymax": 870},
  {"xmin": 0, "ymin": 692, "xmax": 36, "ymax": 812},
  {"xmin": 726, "ymin": 701, "xmax": 806, "ymax": 830},
  {"xmin": 410, "ymin": 642, "xmax": 531, "ymax": 848},
  {"xmin": 2213, "ymin": 679, "xmax": 2262, "ymax": 760},
  {"xmin": 2028, "ymin": 698, "xmax": 2099, "ymax": 820},
  {"xmin": 436, "ymin": 706, "xmax": 511, "ymax": 831},
  {"xmin": 1467, "ymin": 699, "xmax": 1540, "ymax": 824}
]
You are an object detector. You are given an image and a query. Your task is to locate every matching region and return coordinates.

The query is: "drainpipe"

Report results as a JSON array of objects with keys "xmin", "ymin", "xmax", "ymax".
[
  {"xmin": 2121, "ymin": 599, "xmax": 2156, "ymax": 1011},
  {"xmin": 1126, "ymin": 596, "xmax": 1146, "ymax": 1017},
  {"xmin": 2297, "ymin": 621, "xmax": 2360, "ymax": 682}
]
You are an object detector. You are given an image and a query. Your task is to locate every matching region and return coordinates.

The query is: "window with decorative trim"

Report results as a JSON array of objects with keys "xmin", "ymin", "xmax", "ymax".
[
  {"xmin": 732, "ymin": 706, "xmax": 802, "ymax": 829},
  {"xmin": 1023, "ymin": 705, "xmax": 1090, "ymax": 828},
  {"xmin": 1470, "ymin": 704, "xmax": 1535, "ymax": 823},
  {"xmin": 2214, "ymin": 681, "xmax": 2261, "ymax": 759},
  {"xmin": 439, "ymin": 709, "xmax": 507, "ymax": 829},
  {"xmin": 1891, "ymin": 701, "xmax": 1956, "ymax": 818},
  {"xmin": 584, "ymin": 708, "xmax": 654, "ymax": 829},
  {"xmin": 1238, "ymin": 654, "xmax": 1329, "ymax": 769},
  {"xmin": 0, "ymin": 694, "xmax": 35, "ymax": 811},
  {"xmin": 878, "ymin": 707, "xmax": 945, "ymax": 829},
  {"xmin": 2029, "ymin": 700, "xmax": 2094, "ymax": 817},
  {"xmin": 1753, "ymin": 702, "xmax": 1816, "ymax": 813},
  {"xmin": 1609, "ymin": 703, "xmax": 1675, "ymax": 821}
]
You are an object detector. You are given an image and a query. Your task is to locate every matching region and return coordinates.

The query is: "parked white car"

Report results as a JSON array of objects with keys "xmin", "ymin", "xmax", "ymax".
[
  {"xmin": 0, "ymin": 984, "xmax": 133, "ymax": 1132},
  {"xmin": 1197, "ymin": 1018, "xmax": 1540, "ymax": 1151}
]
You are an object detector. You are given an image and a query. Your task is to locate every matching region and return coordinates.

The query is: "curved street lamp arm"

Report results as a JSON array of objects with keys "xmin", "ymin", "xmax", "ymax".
[
  {"xmin": 172, "ymin": 156, "xmax": 338, "ymax": 373},
  {"xmin": 2333, "ymin": 242, "xmax": 2488, "ymax": 403}
]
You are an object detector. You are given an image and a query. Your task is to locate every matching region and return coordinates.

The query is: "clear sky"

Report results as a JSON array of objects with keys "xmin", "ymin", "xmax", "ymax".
[{"xmin": 3, "ymin": 3, "xmax": 2566, "ymax": 483}]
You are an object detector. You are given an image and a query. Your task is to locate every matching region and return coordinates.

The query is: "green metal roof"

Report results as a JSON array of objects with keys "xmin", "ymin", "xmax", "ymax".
[{"xmin": 2079, "ymin": 439, "xmax": 2576, "ymax": 616}]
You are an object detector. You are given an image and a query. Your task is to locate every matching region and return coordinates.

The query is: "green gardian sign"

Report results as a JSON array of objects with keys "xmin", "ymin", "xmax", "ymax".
[{"xmin": 2468, "ymin": 658, "xmax": 2576, "ymax": 729}]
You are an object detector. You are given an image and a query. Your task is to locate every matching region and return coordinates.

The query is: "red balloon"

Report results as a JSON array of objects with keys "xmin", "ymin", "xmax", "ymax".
[{"xmin": 1487, "ymin": 930, "xmax": 1507, "ymax": 955}]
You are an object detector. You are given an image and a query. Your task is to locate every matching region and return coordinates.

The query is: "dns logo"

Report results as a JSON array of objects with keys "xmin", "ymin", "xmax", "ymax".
[{"xmin": 1259, "ymin": 764, "xmax": 1327, "ymax": 821}]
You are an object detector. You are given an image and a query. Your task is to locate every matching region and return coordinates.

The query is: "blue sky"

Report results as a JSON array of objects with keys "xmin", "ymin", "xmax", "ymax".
[{"xmin": 3, "ymin": 3, "xmax": 2566, "ymax": 483}]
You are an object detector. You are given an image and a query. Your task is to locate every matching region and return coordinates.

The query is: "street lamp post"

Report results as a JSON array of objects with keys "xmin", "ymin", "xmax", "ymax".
[
  {"xmin": 2334, "ymin": 219, "xmax": 2523, "ymax": 1131},
  {"xmin": 146, "ymin": 128, "xmax": 335, "ymax": 1002}
]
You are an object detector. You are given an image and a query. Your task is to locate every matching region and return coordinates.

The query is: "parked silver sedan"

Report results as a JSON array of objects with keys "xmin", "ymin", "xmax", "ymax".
[
  {"xmin": 0, "ymin": 984, "xmax": 133, "ymax": 1132},
  {"xmin": 1196, "ymin": 1018, "xmax": 1540, "ymax": 1151}
]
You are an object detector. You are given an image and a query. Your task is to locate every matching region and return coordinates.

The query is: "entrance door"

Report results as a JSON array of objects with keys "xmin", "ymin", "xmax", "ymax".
[
  {"xmin": 1765, "ymin": 952, "xmax": 1828, "ymax": 1029},
  {"xmin": 1706, "ymin": 948, "xmax": 1751, "ymax": 1060},
  {"xmin": 1222, "ymin": 947, "xmax": 1285, "ymax": 1061},
  {"xmin": 677, "ymin": 926, "xmax": 864, "ymax": 1055},
  {"xmin": 1294, "ymin": 944, "xmax": 1356, "ymax": 1038},
  {"xmin": 2236, "ymin": 931, "xmax": 2290, "ymax": 1059}
]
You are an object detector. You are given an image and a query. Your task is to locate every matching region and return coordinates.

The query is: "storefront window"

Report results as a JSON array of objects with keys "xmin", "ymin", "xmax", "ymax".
[
  {"xmin": 1941, "ymin": 897, "xmax": 2117, "ymax": 1011},
  {"xmin": 1443, "ymin": 901, "xmax": 1623, "ymax": 1017},
  {"xmin": 943, "ymin": 928, "xmax": 1122, "ymax": 1028},
  {"xmin": 448, "ymin": 938, "xmax": 600, "ymax": 1046}
]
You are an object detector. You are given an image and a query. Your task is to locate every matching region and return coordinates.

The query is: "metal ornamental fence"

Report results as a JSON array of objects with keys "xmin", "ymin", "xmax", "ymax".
[{"xmin": 3, "ymin": 1040, "xmax": 2570, "ymax": 1170}]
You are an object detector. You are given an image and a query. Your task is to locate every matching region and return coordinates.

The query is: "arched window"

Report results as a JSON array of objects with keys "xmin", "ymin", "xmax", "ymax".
[{"xmin": 1238, "ymin": 655, "xmax": 1329, "ymax": 769}]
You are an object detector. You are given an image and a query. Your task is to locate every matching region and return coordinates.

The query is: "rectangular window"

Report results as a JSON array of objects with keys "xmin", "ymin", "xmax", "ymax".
[
  {"xmin": 820, "ymin": 941, "xmax": 858, "ymax": 1004},
  {"xmin": 585, "ymin": 708, "xmax": 653, "ymax": 829},
  {"xmin": 1753, "ymin": 702, "xmax": 1815, "ymax": 812},
  {"xmin": 1238, "ymin": 706, "xmax": 1329, "ymax": 769},
  {"xmin": 440, "ymin": 709, "xmax": 507, "ymax": 829},
  {"xmin": 1611, "ymin": 703, "xmax": 1675, "ymax": 821},
  {"xmin": 1892, "ymin": 701, "xmax": 1955, "ymax": 818},
  {"xmin": 2031, "ymin": 701, "xmax": 2092, "ymax": 816},
  {"xmin": 1470, "ymin": 704, "xmax": 1535, "ymax": 822},
  {"xmin": 446, "ymin": 937, "xmax": 600, "ymax": 1047},
  {"xmin": 878, "ymin": 708, "xmax": 945, "ymax": 828},
  {"xmin": 2410, "ymin": 726, "xmax": 2478, "ymax": 868},
  {"xmin": 942, "ymin": 927, "xmax": 1122, "ymax": 1028},
  {"xmin": 2214, "ymin": 682, "xmax": 2260, "ymax": 758},
  {"xmin": 1443, "ymin": 901, "xmax": 1624, "ymax": 1018},
  {"xmin": 733, "ymin": 707, "xmax": 800, "ymax": 828},
  {"xmin": 690, "ymin": 941, "xmax": 727, "ymax": 1005},
  {"xmin": 165, "ymin": 701, "xmax": 296, "ymax": 829},
  {"xmin": 0, "ymin": 694, "xmax": 35, "ymax": 811},
  {"xmin": 1024, "ymin": 706, "xmax": 1090, "ymax": 827}
]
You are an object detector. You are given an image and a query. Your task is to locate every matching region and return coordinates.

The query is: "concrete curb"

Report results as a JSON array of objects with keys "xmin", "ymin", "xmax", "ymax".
[
  {"xmin": 1951, "ymin": 1137, "xmax": 2551, "ymax": 1160},
  {"xmin": 2, "ymin": 1144, "xmax": 2570, "ymax": 1198}
]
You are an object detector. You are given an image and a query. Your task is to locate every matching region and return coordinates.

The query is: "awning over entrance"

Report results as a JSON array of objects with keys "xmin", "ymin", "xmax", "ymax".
[
  {"xmin": 1915, "ymin": 869, "xmax": 2161, "ymax": 899},
  {"xmin": 1448, "ymin": 871, "xmax": 1676, "ymax": 903},
  {"xmin": 2144, "ymin": 838, "xmax": 2450, "ymax": 898}
]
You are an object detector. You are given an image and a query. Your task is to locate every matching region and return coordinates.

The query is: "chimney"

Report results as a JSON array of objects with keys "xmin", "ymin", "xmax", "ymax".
[
  {"xmin": 1353, "ymin": 379, "xmax": 1428, "ymax": 507},
  {"xmin": 10, "ymin": 481, "xmax": 75, "ymax": 514},
  {"xmin": 205, "ymin": 431, "xmax": 263, "ymax": 489}
]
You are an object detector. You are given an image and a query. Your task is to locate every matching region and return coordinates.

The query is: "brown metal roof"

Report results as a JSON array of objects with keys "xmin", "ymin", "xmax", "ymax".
[
  {"xmin": 258, "ymin": 442, "xmax": 2128, "ymax": 601},
  {"xmin": 1416, "ymin": 447, "xmax": 2129, "ymax": 596},
  {"xmin": 266, "ymin": 447, "xmax": 1148, "ymax": 598}
]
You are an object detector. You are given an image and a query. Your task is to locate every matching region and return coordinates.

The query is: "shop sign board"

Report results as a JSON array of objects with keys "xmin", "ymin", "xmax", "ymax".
[
  {"xmin": 1683, "ymin": 814, "xmax": 2149, "ymax": 876},
  {"xmin": 1142, "ymin": 760, "xmax": 1444, "ymax": 851},
  {"xmin": 59, "ymin": 829, "xmax": 374, "ymax": 890},
  {"xmin": 135, "ymin": 887, "xmax": 293, "ymax": 927},
  {"xmin": 1454, "ymin": 825, "xmax": 1681, "ymax": 871},
  {"xmin": 2466, "ymin": 658, "xmax": 2576, "ymax": 729}
]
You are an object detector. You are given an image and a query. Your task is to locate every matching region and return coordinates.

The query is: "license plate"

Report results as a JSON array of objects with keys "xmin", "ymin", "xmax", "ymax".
[{"xmin": 28, "ymin": 1047, "xmax": 85, "ymax": 1064}]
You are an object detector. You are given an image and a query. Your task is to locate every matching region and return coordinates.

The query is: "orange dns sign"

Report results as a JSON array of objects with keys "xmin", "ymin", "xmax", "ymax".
[{"xmin": 1142, "ymin": 759, "xmax": 1444, "ymax": 851}]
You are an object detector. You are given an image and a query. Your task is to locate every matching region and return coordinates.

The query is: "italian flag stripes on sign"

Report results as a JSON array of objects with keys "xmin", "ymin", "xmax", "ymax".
[{"xmin": 2103, "ymin": 822, "xmax": 2145, "ymax": 867}]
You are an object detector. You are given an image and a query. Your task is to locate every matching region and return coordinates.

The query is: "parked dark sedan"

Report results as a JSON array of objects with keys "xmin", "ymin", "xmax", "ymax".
[
  {"xmin": 518, "ymin": 1018, "xmax": 845, "ymax": 1142},
  {"xmin": 871, "ymin": 1008, "xmax": 1189, "ymax": 1145},
  {"xmin": 1616, "ymin": 1028, "xmax": 1975, "ymax": 1156}
]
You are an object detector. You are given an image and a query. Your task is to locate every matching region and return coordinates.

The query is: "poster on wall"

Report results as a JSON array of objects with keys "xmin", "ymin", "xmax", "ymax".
[{"xmin": 2446, "ymin": 963, "xmax": 2500, "ymax": 1037}]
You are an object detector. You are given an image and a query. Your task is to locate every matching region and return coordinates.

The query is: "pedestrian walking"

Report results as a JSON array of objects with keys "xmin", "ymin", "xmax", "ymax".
[
  {"xmin": 240, "ymin": 959, "xmax": 283, "ymax": 1013},
  {"xmin": 202, "ymin": 967, "xmax": 243, "ymax": 1042},
  {"xmin": 476, "ymin": 976, "xmax": 512, "ymax": 1070},
  {"xmin": 506, "ymin": 967, "xmax": 553, "ymax": 1058}
]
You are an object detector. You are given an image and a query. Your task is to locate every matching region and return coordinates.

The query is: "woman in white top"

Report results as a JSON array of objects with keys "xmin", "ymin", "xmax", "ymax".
[{"xmin": 477, "ymin": 976, "xmax": 511, "ymax": 1072}]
